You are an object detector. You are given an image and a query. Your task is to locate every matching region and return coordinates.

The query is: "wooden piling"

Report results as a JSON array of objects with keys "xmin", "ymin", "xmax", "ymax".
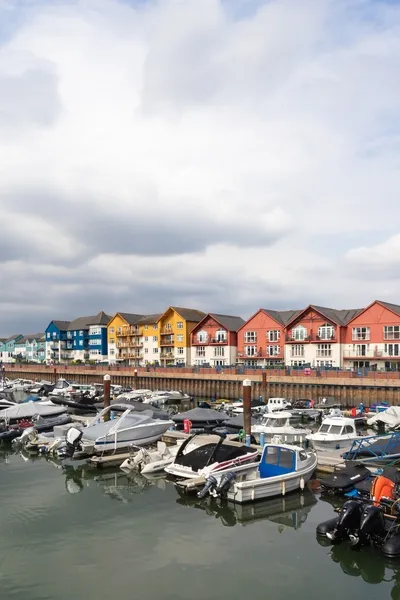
[
  {"xmin": 103, "ymin": 374, "xmax": 111, "ymax": 422},
  {"xmin": 243, "ymin": 379, "xmax": 252, "ymax": 444}
]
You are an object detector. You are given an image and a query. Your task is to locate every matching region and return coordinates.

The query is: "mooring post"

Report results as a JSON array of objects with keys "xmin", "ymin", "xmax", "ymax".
[
  {"xmin": 53, "ymin": 365, "xmax": 57, "ymax": 384},
  {"xmin": 103, "ymin": 373, "xmax": 111, "ymax": 422},
  {"xmin": 134, "ymin": 368, "xmax": 138, "ymax": 389},
  {"xmin": 261, "ymin": 370, "xmax": 267, "ymax": 404},
  {"xmin": 243, "ymin": 378, "xmax": 252, "ymax": 446}
]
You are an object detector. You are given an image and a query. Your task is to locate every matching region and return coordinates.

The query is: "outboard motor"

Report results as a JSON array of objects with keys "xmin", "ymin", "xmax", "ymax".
[
  {"xmin": 215, "ymin": 472, "xmax": 236, "ymax": 498},
  {"xmin": 351, "ymin": 504, "xmax": 385, "ymax": 547},
  {"xmin": 62, "ymin": 427, "xmax": 84, "ymax": 458},
  {"xmin": 326, "ymin": 500, "xmax": 363, "ymax": 542},
  {"xmin": 197, "ymin": 476, "xmax": 217, "ymax": 499}
]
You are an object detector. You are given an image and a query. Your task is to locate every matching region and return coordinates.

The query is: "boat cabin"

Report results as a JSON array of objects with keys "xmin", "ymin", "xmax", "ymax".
[
  {"xmin": 317, "ymin": 417, "xmax": 357, "ymax": 436},
  {"xmin": 267, "ymin": 398, "xmax": 291, "ymax": 411},
  {"xmin": 258, "ymin": 444, "xmax": 308, "ymax": 478},
  {"xmin": 260, "ymin": 411, "xmax": 292, "ymax": 428}
]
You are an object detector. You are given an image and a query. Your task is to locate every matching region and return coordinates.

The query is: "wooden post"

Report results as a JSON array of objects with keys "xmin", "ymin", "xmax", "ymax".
[
  {"xmin": 243, "ymin": 378, "xmax": 252, "ymax": 446},
  {"xmin": 53, "ymin": 366, "xmax": 57, "ymax": 384},
  {"xmin": 133, "ymin": 368, "xmax": 138, "ymax": 390},
  {"xmin": 261, "ymin": 370, "xmax": 267, "ymax": 404},
  {"xmin": 103, "ymin": 374, "xmax": 111, "ymax": 422}
]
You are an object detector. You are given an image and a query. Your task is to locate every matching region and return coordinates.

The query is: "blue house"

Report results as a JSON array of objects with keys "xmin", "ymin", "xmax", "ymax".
[
  {"xmin": 68, "ymin": 311, "xmax": 111, "ymax": 362},
  {"xmin": 0, "ymin": 334, "xmax": 23, "ymax": 363},
  {"xmin": 45, "ymin": 321, "xmax": 71, "ymax": 363}
]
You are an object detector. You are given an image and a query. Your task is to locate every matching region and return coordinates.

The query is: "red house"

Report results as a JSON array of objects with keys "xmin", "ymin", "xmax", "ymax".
[
  {"xmin": 237, "ymin": 309, "xmax": 300, "ymax": 367},
  {"xmin": 190, "ymin": 313, "xmax": 245, "ymax": 367},
  {"xmin": 343, "ymin": 300, "xmax": 400, "ymax": 371}
]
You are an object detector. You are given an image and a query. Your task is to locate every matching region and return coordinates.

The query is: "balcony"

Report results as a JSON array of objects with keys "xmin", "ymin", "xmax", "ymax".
[
  {"xmin": 160, "ymin": 328, "xmax": 174, "ymax": 336},
  {"xmin": 209, "ymin": 337, "xmax": 227, "ymax": 345},
  {"xmin": 286, "ymin": 335, "xmax": 311, "ymax": 343},
  {"xmin": 343, "ymin": 350, "xmax": 384, "ymax": 359},
  {"xmin": 237, "ymin": 350, "xmax": 283, "ymax": 359},
  {"xmin": 116, "ymin": 341, "xmax": 143, "ymax": 349},
  {"xmin": 118, "ymin": 327, "xmax": 141, "ymax": 337},
  {"xmin": 160, "ymin": 337, "xmax": 174, "ymax": 346},
  {"xmin": 160, "ymin": 352, "xmax": 174, "ymax": 359}
]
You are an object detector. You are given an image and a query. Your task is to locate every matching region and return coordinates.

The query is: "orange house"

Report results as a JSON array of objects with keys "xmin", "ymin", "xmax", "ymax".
[
  {"xmin": 190, "ymin": 313, "xmax": 245, "ymax": 367},
  {"xmin": 237, "ymin": 309, "xmax": 300, "ymax": 366},
  {"xmin": 343, "ymin": 300, "xmax": 400, "ymax": 371},
  {"xmin": 283, "ymin": 305, "xmax": 360, "ymax": 369}
]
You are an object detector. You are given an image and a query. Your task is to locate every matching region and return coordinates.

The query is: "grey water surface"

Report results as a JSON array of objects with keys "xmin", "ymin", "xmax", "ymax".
[{"xmin": 0, "ymin": 449, "xmax": 398, "ymax": 600}]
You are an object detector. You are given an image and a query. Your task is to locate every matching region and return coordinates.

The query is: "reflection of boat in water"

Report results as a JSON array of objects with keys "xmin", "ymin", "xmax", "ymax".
[
  {"xmin": 61, "ymin": 462, "xmax": 168, "ymax": 499},
  {"xmin": 175, "ymin": 486, "xmax": 317, "ymax": 529},
  {"xmin": 316, "ymin": 538, "xmax": 400, "ymax": 595}
]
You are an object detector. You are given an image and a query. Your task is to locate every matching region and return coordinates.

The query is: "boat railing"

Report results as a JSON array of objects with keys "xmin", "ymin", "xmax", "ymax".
[{"xmin": 343, "ymin": 431, "xmax": 400, "ymax": 460}]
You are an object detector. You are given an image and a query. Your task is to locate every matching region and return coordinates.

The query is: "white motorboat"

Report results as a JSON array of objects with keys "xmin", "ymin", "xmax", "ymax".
[
  {"xmin": 68, "ymin": 404, "xmax": 174, "ymax": 455},
  {"xmin": 11, "ymin": 379, "xmax": 36, "ymax": 391},
  {"xmin": 165, "ymin": 433, "xmax": 260, "ymax": 480},
  {"xmin": 143, "ymin": 390, "xmax": 191, "ymax": 406},
  {"xmin": 367, "ymin": 406, "xmax": 400, "ymax": 431},
  {"xmin": 306, "ymin": 416, "xmax": 360, "ymax": 452},
  {"xmin": 252, "ymin": 411, "xmax": 311, "ymax": 445},
  {"xmin": 50, "ymin": 378, "xmax": 72, "ymax": 396},
  {"xmin": 203, "ymin": 443, "xmax": 317, "ymax": 504},
  {"xmin": 115, "ymin": 390, "xmax": 153, "ymax": 402}
]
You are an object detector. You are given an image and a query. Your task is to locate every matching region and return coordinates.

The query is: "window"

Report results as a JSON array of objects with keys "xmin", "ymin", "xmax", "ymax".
[
  {"xmin": 144, "ymin": 348, "xmax": 148, "ymax": 353},
  {"xmin": 53, "ymin": 332, "xmax": 57, "ymax": 338},
  {"xmin": 144, "ymin": 325, "xmax": 148, "ymax": 330},
  {"xmin": 245, "ymin": 345, "xmax": 257, "ymax": 356},
  {"xmin": 385, "ymin": 344, "xmax": 400, "ymax": 356},
  {"xmin": 384, "ymin": 326, "xmax": 400, "ymax": 340},
  {"xmin": 110, "ymin": 327, "xmax": 114, "ymax": 334},
  {"xmin": 214, "ymin": 347, "xmax": 225, "ymax": 357},
  {"xmin": 216, "ymin": 329, "xmax": 227, "ymax": 342},
  {"xmin": 110, "ymin": 349, "xmax": 115, "ymax": 355},
  {"xmin": 79, "ymin": 340, "xmax": 83, "ymax": 346},
  {"xmin": 154, "ymin": 348, "xmax": 159, "ymax": 353},
  {"xmin": 79, "ymin": 330, "xmax": 84, "ymax": 336},
  {"xmin": 153, "ymin": 336, "xmax": 158, "ymax": 342},
  {"xmin": 177, "ymin": 347, "xmax": 184, "ymax": 355},
  {"xmin": 47, "ymin": 333, "xmax": 50, "ymax": 339},
  {"xmin": 144, "ymin": 337, "xmax": 148, "ymax": 342},
  {"xmin": 197, "ymin": 330, "xmax": 208, "ymax": 343},
  {"xmin": 117, "ymin": 327, "xmax": 122, "ymax": 334},
  {"xmin": 318, "ymin": 324, "xmax": 335, "ymax": 340},
  {"xmin": 267, "ymin": 330, "xmax": 280, "ymax": 342},
  {"xmin": 177, "ymin": 334, "xmax": 184, "ymax": 342},
  {"xmin": 110, "ymin": 338, "xmax": 115, "ymax": 344},
  {"xmin": 291, "ymin": 360, "xmax": 305, "ymax": 366},
  {"xmin": 316, "ymin": 360, "xmax": 333, "ymax": 367},
  {"xmin": 177, "ymin": 322, "xmax": 184, "ymax": 329},
  {"xmin": 317, "ymin": 344, "xmax": 332, "ymax": 357},
  {"xmin": 291, "ymin": 326, "xmax": 307, "ymax": 341},
  {"xmin": 291, "ymin": 345, "xmax": 304, "ymax": 357},
  {"xmin": 153, "ymin": 324, "xmax": 158, "ymax": 330},
  {"xmin": 267, "ymin": 345, "xmax": 280, "ymax": 356},
  {"xmin": 352, "ymin": 327, "xmax": 370, "ymax": 341},
  {"xmin": 244, "ymin": 331, "xmax": 256, "ymax": 343},
  {"xmin": 196, "ymin": 346, "xmax": 206, "ymax": 357}
]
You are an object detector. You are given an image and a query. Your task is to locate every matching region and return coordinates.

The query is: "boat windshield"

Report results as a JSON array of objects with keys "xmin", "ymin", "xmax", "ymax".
[
  {"xmin": 319, "ymin": 424, "xmax": 330, "ymax": 433},
  {"xmin": 265, "ymin": 418, "xmax": 288, "ymax": 427},
  {"xmin": 328, "ymin": 425, "xmax": 343, "ymax": 435}
]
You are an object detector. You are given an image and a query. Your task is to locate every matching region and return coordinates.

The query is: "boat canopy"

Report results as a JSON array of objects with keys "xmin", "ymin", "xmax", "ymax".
[{"xmin": 259, "ymin": 444, "xmax": 307, "ymax": 478}]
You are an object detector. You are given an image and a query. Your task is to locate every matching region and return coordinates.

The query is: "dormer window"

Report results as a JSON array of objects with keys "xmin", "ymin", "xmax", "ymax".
[
  {"xmin": 318, "ymin": 324, "xmax": 335, "ymax": 340},
  {"xmin": 216, "ymin": 329, "xmax": 227, "ymax": 342},
  {"xmin": 197, "ymin": 330, "xmax": 208, "ymax": 343}
]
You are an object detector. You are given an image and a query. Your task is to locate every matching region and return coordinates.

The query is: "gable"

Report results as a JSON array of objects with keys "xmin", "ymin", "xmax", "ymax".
[
  {"xmin": 239, "ymin": 309, "xmax": 287, "ymax": 331},
  {"xmin": 347, "ymin": 301, "xmax": 400, "ymax": 326}
]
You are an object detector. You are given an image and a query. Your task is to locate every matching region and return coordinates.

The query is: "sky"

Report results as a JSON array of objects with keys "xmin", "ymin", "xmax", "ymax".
[{"xmin": 1, "ymin": 0, "xmax": 400, "ymax": 335}]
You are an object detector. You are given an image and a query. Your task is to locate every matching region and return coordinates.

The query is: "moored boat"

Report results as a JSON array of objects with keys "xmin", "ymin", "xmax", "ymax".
[{"xmin": 306, "ymin": 416, "xmax": 361, "ymax": 452}]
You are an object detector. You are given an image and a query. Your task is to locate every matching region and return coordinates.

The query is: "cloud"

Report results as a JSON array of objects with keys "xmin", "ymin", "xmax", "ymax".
[{"xmin": 1, "ymin": 0, "xmax": 400, "ymax": 333}]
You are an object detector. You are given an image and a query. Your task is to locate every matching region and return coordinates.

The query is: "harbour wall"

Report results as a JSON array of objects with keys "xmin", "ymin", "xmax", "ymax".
[{"xmin": 4, "ymin": 365, "xmax": 400, "ymax": 407}]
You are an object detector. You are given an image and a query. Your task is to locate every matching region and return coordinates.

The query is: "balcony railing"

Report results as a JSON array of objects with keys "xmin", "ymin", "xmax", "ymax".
[
  {"xmin": 286, "ymin": 335, "xmax": 311, "ymax": 343},
  {"xmin": 160, "ymin": 328, "xmax": 174, "ymax": 335},
  {"xmin": 343, "ymin": 350, "xmax": 384, "ymax": 359},
  {"xmin": 209, "ymin": 337, "xmax": 227, "ymax": 344},
  {"xmin": 160, "ymin": 338, "xmax": 174, "ymax": 346},
  {"xmin": 160, "ymin": 352, "xmax": 174, "ymax": 359}
]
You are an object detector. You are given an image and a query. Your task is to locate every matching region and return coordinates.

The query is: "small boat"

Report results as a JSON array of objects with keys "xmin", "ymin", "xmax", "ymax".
[
  {"xmin": 367, "ymin": 406, "xmax": 400, "ymax": 432},
  {"xmin": 172, "ymin": 408, "xmax": 228, "ymax": 432},
  {"xmin": 115, "ymin": 390, "xmax": 153, "ymax": 402},
  {"xmin": 165, "ymin": 432, "xmax": 259, "ymax": 480},
  {"xmin": 252, "ymin": 411, "xmax": 311, "ymax": 445},
  {"xmin": 306, "ymin": 416, "xmax": 361, "ymax": 452},
  {"xmin": 48, "ymin": 378, "xmax": 72, "ymax": 396},
  {"xmin": 0, "ymin": 400, "xmax": 67, "ymax": 423},
  {"xmin": 319, "ymin": 463, "xmax": 372, "ymax": 496},
  {"xmin": 316, "ymin": 474, "xmax": 400, "ymax": 558},
  {"xmin": 0, "ymin": 414, "xmax": 72, "ymax": 441},
  {"xmin": 67, "ymin": 404, "xmax": 174, "ymax": 455},
  {"xmin": 202, "ymin": 443, "xmax": 317, "ymax": 504},
  {"xmin": 343, "ymin": 430, "xmax": 400, "ymax": 467},
  {"xmin": 143, "ymin": 390, "xmax": 192, "ymax": 406}
]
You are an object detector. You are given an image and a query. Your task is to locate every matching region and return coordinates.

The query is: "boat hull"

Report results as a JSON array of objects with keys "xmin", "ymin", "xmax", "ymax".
[
  {"xmin": 307, "ymin": 436, "xmax": 358, "ymax": 452},
  {"xmin": 226, "ymin": 457, "xmax": 317, "ymax": 504}
]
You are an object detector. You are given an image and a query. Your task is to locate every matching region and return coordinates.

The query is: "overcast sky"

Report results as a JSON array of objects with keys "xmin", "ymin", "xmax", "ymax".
[{"xmin": 0, "ymin": 0, "xmax": 400, "ymax": 335}]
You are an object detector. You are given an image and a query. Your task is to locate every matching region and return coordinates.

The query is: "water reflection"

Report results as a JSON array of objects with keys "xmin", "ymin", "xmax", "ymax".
[
  {"xmin": 316, "ymin": 537, "xmax": 400, "ymax": 598},
  {"xmin": 175, "ymin": 486, "xmax": 318, "ymax": 529}
]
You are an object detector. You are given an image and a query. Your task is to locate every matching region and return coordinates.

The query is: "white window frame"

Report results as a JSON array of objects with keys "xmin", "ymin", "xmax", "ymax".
[
  {"xmin": 267, "ymin": 345, "xmax": 280, "ymax": 356},
  {"xmin": 291, "ymin": 344, "xmax": 304, "ymax": 357},
  {"xmin": 244, "ymin": 331, "xmax": 257, "ymax": 343},
  {"xmin": 197, "ymin": 330, "xmax": 208, "ymax": 343},
  {"xmin": 244, "ymin": 345, "xmax": 257, "ymax": 356},
  {"xmin": 318, "ymin": 324, "xmax": 335, "ymax": 340},
  {"xmin": 291, "ymin": 326, "xmax": 307, "ymax": 341},
  {"xmin": 384, "ymin": 326, "xmax": 400, "ymax": 340},
  {"xmin": 267, "ymin": 330, "xmax": 280, "ymax": 342},
  {"xmin": 196, "ymin": 346, "xmax": 206, "ymax": 357},
  {"xmin": 352, "ymin": 327, "xmax": 370, "ymax": 341},
  {"xmin": 177, "ymin": 322, "xmax": 184, "ymax": 329},
  {"xmin": 317, "ymin": 344, "xmax": 332, "ymax": 357}
]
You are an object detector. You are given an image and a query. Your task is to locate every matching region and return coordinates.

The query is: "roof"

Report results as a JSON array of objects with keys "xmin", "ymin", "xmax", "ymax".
[
  {"xmin": 68, "ymin": 311, "xmax": 112, "ymax": 331},
  {"xmin": 18, "ymin": 333, "xmax": 45, "ymax": 343},
  {"xmin": 163, "ymin": 307, "xmax": 206, "ymax": 322},
  {"xmin": 377, "ymin": 301, "xmax": 400, "ymax": 316},
  {"xmin": 195, "ymin": 313, "xmax": 245, "ymax": 332},
  {"xmin": 51, "ymin": 320, "xmax": 71, "ymax": 331},
  {"xmin": 135, "ymin": 314, "xmax": 162, "ymax": 325},
  {"xmin": 285, "ymin": 305, "xmax": 362, "ymax": 328},
  {"xmin": 117, "ymin": 312, "xmax": 145, "ymax": 326},
  {"xmin": 5, "ymin": 334, "xmax": 23, "ymax": 343},
  {"xmin": 261, "ymin": 309, "xmax": 303, "ymax": 327}
]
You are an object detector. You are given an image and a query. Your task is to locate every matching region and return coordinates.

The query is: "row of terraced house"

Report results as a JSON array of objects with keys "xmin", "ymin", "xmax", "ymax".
[{"xmin": 3, "ymin": 300, "xmax": 400, "ymax": 371}]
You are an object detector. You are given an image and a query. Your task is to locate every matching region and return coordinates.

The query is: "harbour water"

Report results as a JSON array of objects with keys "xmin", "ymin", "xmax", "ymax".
[{"xmin": 0, "ymin": 448, "xmax": 399, "ymax": 599}]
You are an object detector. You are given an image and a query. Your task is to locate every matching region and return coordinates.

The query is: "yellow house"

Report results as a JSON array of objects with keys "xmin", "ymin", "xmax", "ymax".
[
  {"xmin": 106, "ymin": 312, "xmax": 144, "ymax": 364},
  {"xmin": 157, "ymin": 307, "xmax": 205, "ymax": 366}
]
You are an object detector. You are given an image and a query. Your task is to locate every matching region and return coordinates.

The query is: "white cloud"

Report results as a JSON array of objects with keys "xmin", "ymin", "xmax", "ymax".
[{"xmin": 1, "ymin": 0, "xmax": 400, "ymax": 332}]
